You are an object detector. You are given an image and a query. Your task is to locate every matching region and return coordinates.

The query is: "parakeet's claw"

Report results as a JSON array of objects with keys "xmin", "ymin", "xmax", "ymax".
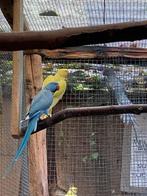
[{"xmin": 40, "ymin": 114, "xmax": 50, "ymax": 120}]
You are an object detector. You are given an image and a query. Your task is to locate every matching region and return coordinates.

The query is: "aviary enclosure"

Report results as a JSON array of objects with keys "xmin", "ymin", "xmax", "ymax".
[{"xmin": 1, "ymin": 0, "xmax": 147, "ymax": 196}]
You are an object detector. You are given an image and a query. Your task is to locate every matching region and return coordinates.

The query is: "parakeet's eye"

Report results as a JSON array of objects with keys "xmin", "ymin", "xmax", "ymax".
[{"xmin": 56, "ymin": 84, "xmax": 60, "ymax": 90}]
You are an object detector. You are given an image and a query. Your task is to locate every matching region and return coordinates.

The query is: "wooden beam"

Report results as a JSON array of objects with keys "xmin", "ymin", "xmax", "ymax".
[
  {"xmin": 0, "ymin": 20, "xmax": 147, "ymax": 51},
  {"xmin": 25, "ymin": 54, "xmax": 49, "ymax": 196},
  {"xmin": 20, "ymin": 104, "xmax": 147, "ymax": 135},
  {"xmin": 39, "ymin": 47, "xmax": 147, "ymax": 59},
  {"xmin": 25, "ymin": 46, "xmax": 147, "ymax": 65},
  {"xmin": 11, "ymin": 0, "xmax": 24, "ymax": 137}
]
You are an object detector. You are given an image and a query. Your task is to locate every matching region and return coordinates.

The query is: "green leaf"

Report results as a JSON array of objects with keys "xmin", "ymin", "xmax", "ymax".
[
  {"xmin": 82, "ymin": 156, "xmax": 88, "ymax": 163},
  {"xmin": 90, "ymin": 152, "xmax": 99, "ymax": 160}
]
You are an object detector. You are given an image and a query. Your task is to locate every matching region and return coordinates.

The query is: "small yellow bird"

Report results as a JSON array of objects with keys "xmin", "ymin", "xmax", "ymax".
[
  {"xmin": 65, "ymin": 186, "xmax": 78, "ymax": 196},
  {"xmin": 43, "ymin": 69, "xmax": 68, "ymax": 116}
]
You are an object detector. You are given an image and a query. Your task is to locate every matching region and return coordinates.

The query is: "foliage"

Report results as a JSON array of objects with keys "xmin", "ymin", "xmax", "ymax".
[
  {"xmin": 70, "ymin": 70, "xmax": 101, "ymax": 91},
  {"xmin": 82, "ymin": 132, "xmax": 99, "ymax": 163},
  {"xmin": 143, "ymin": 71, "xmax": 147, "ymax": 76},
  {"xmin": 0, "ymin": 52, "xmax": 12, "ymax": 87},
  {"xmin": 42, "ymin": 62, "xmax": 104, "ymax": 91},
  {"xmin": 0, "ymin": 52, "xmax": 12, "ymax": 113}
]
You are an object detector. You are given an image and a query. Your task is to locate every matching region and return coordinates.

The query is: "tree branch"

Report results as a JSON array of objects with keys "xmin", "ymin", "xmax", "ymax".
[
  {"xmin": 1, "ymin": 20, "xmax": 147, "ymax": 51},
  {"xmin": 20, "ymin": 104, "xmax": 147, "ymax": 136}
]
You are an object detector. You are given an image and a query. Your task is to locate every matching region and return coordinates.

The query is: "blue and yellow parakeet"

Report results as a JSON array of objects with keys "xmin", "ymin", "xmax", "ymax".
[
  {"xmin": 3, "ymin": 82, "xmax": 59, "ymax": 177},
  {"xmin": 43, "ymin": 69, "xmax": 68, "ymax": 116}
]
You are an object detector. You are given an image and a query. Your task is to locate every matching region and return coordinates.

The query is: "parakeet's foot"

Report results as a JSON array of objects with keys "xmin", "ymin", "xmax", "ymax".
[{"xmin": 40, "ymin": 114, "xmax": 49, "ymax": 120}]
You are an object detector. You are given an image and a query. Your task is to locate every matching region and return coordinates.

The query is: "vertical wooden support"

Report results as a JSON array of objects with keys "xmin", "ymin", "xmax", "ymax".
[
  {"xmin": 25, "ymin": 54, "xmax": 49, "ymax": 196},
  {"xmin": 11, "ymin": 0, "xmax": 24, "ymax": 137}
]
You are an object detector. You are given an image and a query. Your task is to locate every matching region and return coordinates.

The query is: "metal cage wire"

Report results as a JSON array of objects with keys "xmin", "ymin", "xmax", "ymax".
[
  {"xmin": 44, "ymin": 58, "xmax": 147, "ymax": 196},
  {"xmin": 0, "ymin": 0, "xmax": 147, "ymax": 196}
]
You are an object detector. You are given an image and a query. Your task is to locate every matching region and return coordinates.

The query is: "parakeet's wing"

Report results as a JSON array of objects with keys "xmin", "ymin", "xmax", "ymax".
[
  {"xmin": 17, "ymin": 89, "xmax": 54, "ymax": 158},
  {"xmin": 29, "ymin": 89, "xmax": 53, "ymax": 117},
  {"xmin": 20, "ymin": 90, "xmax": 52, "ymax": 129}
]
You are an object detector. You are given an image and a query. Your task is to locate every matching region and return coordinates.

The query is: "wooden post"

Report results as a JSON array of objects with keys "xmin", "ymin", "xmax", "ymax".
[
  {"xmin": 11, "ymin": 0, "xmax": 24, "ymax": 137},
  {"xmin": 2, "ymin": 0, "xmax": 49, "ymax": 195},
  {"xmin": 25, "ymin": 54, "xmax": 49, "ymax": 196}
]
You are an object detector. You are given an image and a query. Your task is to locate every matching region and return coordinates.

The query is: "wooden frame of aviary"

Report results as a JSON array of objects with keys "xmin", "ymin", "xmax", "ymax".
[
  {"xmin": 1, "ymin": 1, "xmax": 147, "ymax": 196},
  {"xmin": 0, "ymin": 1, "xmax": 49, "ymax": 196},
  {"xmin": 11, "ymin": 0, "xmax": 24, "ymax": 138}
]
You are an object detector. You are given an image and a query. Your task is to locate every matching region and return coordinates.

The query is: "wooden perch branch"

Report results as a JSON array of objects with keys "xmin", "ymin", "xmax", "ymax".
[
  {"xmin": 1, "ymin": 20, "xmax": 147, "ymax": 51},
  {"xmin": 20, "ymin": 104, "xmax": 147, "ymax": 136}
]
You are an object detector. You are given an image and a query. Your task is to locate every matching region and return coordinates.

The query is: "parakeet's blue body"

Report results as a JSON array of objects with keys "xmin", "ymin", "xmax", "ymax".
[{"xmin": 2, "ymin": 82, "xmax": 59, "ymax": 177}]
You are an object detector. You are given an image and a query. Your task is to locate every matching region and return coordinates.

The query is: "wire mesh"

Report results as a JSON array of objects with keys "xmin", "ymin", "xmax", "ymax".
[
  {"xmin": 0, "ymin": 12, "xmax": 29, "ymax": 196},
  {"xmin": 1, "ymin": 0, "xmax": 147, "ymax": 196},
  {"xmin": 0, "ymin": 50, "xmax": 29, "ymax": 195},
  {"xmin": 24, "ymin": 0, "xmax": 147, "ymax": 47},
  {"xmin": 43, "ymin": 59, "xmax": 147, "ymax": 196}
]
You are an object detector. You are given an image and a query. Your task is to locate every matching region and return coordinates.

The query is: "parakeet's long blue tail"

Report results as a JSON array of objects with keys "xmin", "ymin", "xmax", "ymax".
[
  {"xmin": 2, "ymin": 114, "xmax": 40, "ymax": 178},
  {"xmin": 14, "ymin": 114, "xmax": 39, "ymax": 161}
]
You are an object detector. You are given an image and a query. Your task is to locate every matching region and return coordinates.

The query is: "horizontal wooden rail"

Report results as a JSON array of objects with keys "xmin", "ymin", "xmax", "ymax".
[
  {"xmin": 1, "ymin": 20, "xmax": 147, "ymax": 51},
  {"xmin": 26, "ymin": 46, "xmax": 147, "ymax": 59},
  {"xmin": 25, "ymin": 46, "xmax": 147, "ymax": 65},
  {"xmin": 20, "ymin": 104, "xmax": 147, "ymax": 137}
]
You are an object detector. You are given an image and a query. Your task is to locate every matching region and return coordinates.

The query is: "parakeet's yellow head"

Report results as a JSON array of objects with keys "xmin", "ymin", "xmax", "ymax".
[{"xmin": 56, "ymin": 69, "xmax": 68, "ymax": 79}]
